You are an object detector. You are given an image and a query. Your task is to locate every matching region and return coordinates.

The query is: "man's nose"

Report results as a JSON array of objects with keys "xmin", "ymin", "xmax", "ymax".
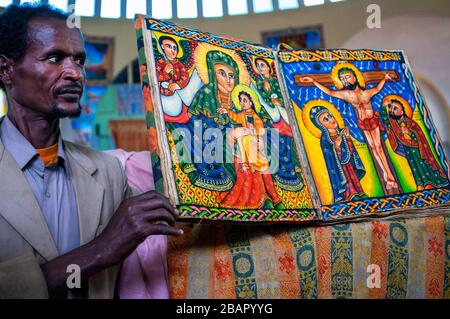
[{"xmin": 62, "ymin": 59, "xmax": 83, "ymax": 81}]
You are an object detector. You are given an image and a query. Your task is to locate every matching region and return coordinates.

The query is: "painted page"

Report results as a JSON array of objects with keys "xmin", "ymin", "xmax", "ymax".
[
  {"xmin": 278, "ymin": 49, "xmax": 450, "ymax": 221},
  {"xmin": 135, "ymin": 16, "xmax": 316, "ymax": 222}
]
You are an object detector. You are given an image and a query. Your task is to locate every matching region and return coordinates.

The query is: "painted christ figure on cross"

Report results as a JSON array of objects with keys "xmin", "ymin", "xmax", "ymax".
[{"xmin": 298, "ymin": 61, "xmax": 402, "ymax": 195}]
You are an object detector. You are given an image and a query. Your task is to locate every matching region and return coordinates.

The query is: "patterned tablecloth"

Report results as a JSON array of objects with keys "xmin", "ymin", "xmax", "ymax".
[{"xmin": 167, "ymin": 212, "xmax": 450, "ymax": 299}]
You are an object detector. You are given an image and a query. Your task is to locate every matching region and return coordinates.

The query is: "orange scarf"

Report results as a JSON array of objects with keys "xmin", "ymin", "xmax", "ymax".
[{"xmin": 36, "ymin": 143, "xmax": 58, "ymax": 166}]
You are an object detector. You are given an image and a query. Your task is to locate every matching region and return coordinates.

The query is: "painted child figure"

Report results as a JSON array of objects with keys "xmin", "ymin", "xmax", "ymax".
[{"xmin": 217, "ymin": 85, "xmax": 282, "ymax": 209}]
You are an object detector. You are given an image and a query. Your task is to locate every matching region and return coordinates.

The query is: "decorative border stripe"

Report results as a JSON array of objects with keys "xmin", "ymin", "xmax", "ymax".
[
  {"xmin": 211, "ymin": 225, "xmax": 236, "ymax": 298},
  {"xmin": 444, "ymin": 216, "xmax": 450, "ymax": 298},
  {"xmin": 248, "ymin": 230, "xmax": 280, "ymax": 298},
  {"xmin": 178, "ymin": 205, "xmax": 317, "ymax": 222},
  {"xmin": 386, "ymin": 222, "xmax": 409, "ymax": 298},
  {"xmin": 331, "ymin": 224, "xmax": 353, "ymax": 298},
  {"xmin": 167, "ymin": 225, "xmax": 192, "ymax": 298},
  {"xmin": 145, "ymin": 18, "xmax": 273, "ymax": 58},
  {"xmin": 289, "ymin": 228, "xmax": 318, "ymax": 298},
  {"xmin": 352, "ymin": 222, "xmax": 372, "ymax": 298},
  {"xmin": 321, "ymin": 188, "xmax": 450, "ymax": 221},
  {"xmin": 186, "ymin": 226, "xmax": 213, "ymax": 298},
  {"xmin": 314, "ymin": 226, "xmax": 332, "ymax": 298},
  {"xmin": 226, "ymin": 227, "xmax": 259, "ymax": 299},
  {"xmin": 278, "ymin": 49, "xmax": 402, "ymax": 63},
  {"xmin": 271, "ymin": 229, "xmax": 301, "ymax": 298},
  {"xmin": 425, "ymin": 216, "xmax": 445, "ymax": 298},
  {"xmin": 369, "ymin": 221, "xmax": 390, "ymax": 298},
  {"xmin": 406, "ymin": 218, "xmax": 426, "ymax": 299}
]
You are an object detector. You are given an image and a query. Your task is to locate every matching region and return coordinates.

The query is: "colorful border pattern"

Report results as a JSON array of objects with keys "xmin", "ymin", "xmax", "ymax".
[
  {"xmin": 321, "ymin": 188, "xmax": 450, "ymax": 220},
  {"xmin": 146, "ymin": 19, "xmax": 273, "ymax": 59},
  {"xmin": 177, "ymin": 205, "xmax": 316, "ymax": 222},
  {"xmin": 278, "ymin": 49, "xmax": 402, "ymax": 63}
]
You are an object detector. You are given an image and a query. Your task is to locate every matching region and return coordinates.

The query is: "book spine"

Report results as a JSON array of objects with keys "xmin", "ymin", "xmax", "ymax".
[
  {"xmin": 274, "ymin": 50, "xmax": 323, "ymax": 220},
  {"xmin": 136, "ymin": 16, "xmax": 180, "ymax": 205}
]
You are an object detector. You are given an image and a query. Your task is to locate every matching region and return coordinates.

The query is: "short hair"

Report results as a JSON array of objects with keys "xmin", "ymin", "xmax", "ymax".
[
  {"xmin": 0, "ymin": 4, "xmax": 69, "ymax": 89},
  {"xmin": 158, "ymin": 36, "xmax": 178, "ymax": 49}
]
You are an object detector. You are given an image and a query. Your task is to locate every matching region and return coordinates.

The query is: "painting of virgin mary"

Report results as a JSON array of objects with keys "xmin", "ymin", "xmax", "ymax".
[
  {"xmin": 169, "ymin": 44, "xmax": 252, "ymax": 192},
  {"xmin": 309, "ymin": 104, "xmax": 366, "ymax": 203}
]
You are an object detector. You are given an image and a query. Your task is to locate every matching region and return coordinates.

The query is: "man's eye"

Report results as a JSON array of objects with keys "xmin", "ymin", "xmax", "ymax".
[
  {"xmin": 229, "ymin": 73, "xmax": 234, "ymax": 79},
  {"xmin": 75, "ymin": 57, "xmax": 85, "ymax": 66},
  {"xmin": 48, "ymin": 55, "xmax": 62, "ymax": 63}
]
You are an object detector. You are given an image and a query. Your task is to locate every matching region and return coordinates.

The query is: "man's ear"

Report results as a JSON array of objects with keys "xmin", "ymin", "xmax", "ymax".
[{"xmin": 0, "ymin": 54, "xmax": 14, "ymax": 87}]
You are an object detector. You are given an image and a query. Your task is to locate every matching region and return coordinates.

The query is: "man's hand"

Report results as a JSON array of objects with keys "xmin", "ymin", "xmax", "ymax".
[
  {"xmin": 95, "ymin": 190, "xmax": 183, "ymax": 266},
  {"xmin": 41, "ymin": 190, "xmax": 182, "ymax": 298}
]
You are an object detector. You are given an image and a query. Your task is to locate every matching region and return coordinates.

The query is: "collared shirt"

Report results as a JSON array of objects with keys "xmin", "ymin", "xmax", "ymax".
[{"xmin": 0, "ymin": 116, "xmax": 80, "ymax": 255}]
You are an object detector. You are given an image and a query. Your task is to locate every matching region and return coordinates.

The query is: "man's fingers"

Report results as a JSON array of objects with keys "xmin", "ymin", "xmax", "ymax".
[
  {"xmin": 133, "ymin": 199, "xmax": 175, "ymax": 216},
  {"xmin": 142, "ymin": 208, "xmax": 177, "ymax": 226},
  {"xmin": 145, "ymin": 224, "xmax": 184, "ymax": 237},
  {"xmin": 132, "ymin": 191, "xmax": 176, "ymax": 214}
]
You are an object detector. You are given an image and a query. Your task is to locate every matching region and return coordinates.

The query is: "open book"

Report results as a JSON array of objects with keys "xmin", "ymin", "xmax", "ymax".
[{"xmin": 134, "ymin": 16, "xmax": 450, "ymax": 223}]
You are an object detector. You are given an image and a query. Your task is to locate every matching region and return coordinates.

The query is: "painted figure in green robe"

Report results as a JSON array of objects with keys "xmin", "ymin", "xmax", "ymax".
[{"xmin": 381, "ymin": 97, "xmax": 448, "ymax": 190}]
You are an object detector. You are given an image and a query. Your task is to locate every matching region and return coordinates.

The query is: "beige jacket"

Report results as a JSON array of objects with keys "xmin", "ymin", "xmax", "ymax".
[{"xmin": 0, "ymin": 120, "xmax": 133, "ymax": 299}]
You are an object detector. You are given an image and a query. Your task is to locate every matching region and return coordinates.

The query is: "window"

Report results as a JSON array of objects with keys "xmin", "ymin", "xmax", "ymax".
[
  {"xmin": 304, "ymin": 0, "xmax": 325, "ymax": 6},
  {"xmin": 126, "ymin": 0, "xmax": 147, "ymax": 19},
  {"xmin": 278, "ymin": 0, "xmax": 298, "ymax": 10},
  {"xmin": 252, "ymin": 0, "xmax": 273, "ymax": 14},
  {"xmin": 0, "ymin": 0, "xmax": 12, "ymax": 6},
  {"xmin": 152, "ymin": 0, "xmax": 172, "ymax": 19},
  {"xmin": 178, "ymin": 0, "xmax": 198, "ymax": 19},
  {"xmin": 202, "ymin": 0, "xmax": 223, "ymax": 18},
  {"xmin": 100, "ymin": 0, "xmax": 121, "ymax": 18},
  {"xmin": 227, "ymin": 0, "xmax": 248, "ymax": 16},
  {"xmin": 75, "ymin": 0, "xmax": 95, "ymax": 17},
  {"xmin": 48, "ymin": 0, "xmax": 68, "ymax": 11}
]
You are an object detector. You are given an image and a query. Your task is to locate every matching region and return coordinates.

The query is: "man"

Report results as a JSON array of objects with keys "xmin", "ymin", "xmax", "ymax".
[
  {"xmin": 301, "ymin": 66, "xmax": 401, "ymax": 194},
  {"xmin": 381, "ymin": 97, "xmax": 448, "ymax": 190},
  {"xmin": 156, "ymin": 36, "xmax": 189, "ymax": 96},
  {"xmin": 0, "ymin": 4, "xmax": 182, "ymax": 299}
]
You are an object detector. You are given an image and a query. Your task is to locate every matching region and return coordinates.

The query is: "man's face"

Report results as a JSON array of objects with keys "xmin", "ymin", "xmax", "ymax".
[
  {"xmin": 339, "ymin": 71, "xmax": 356, "ymax": 89},
  {"xmin": 388, "ymin": 101, "xmax": 404, "ymax": 118},
  {"xmin": 256, "ymin": 60, "xmax": 270, "ymax": 77},
  {"xmin": 214, "ymin": 63, "xmax": 235, "ymax": 94},
  {"xmin": 162, "ymin": 39, "xmax": 178, "ymax": 61},
  {"xmin": 8, "ymin": 18, "xmax": 86, "ymax": 118},
  {"xmin": 318, "ymin": 111, "xmax": 338, "ymax": 130}
]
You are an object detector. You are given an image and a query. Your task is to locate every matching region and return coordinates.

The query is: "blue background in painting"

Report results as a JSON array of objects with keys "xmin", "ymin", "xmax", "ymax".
[{"xmin": 281, "ymin": 59, "xmax": 417, "ymax": 142}]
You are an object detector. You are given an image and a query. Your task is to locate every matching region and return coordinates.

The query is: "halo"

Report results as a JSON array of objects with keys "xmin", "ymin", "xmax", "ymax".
[
  {"xmin": 382, "ymin": 94, "xmax": 413, "ymax": 118},
  {"xmin": 302, "ymin": 99, "xmax": 345, "ymax": 138},
  {"xmin": 231, "ymin": 84, "xmax": 263, "ymax": 113},
  {"xmin": 330, "ymin": 61, "xmax": 365, "ymax": 89},
  {"xmin": 193, "ymin": 42, "xmax": 250, "ymax": 86},
  {"xmin": 154, "ymin": 34, "xmax": 184, "ymax": 59}
]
